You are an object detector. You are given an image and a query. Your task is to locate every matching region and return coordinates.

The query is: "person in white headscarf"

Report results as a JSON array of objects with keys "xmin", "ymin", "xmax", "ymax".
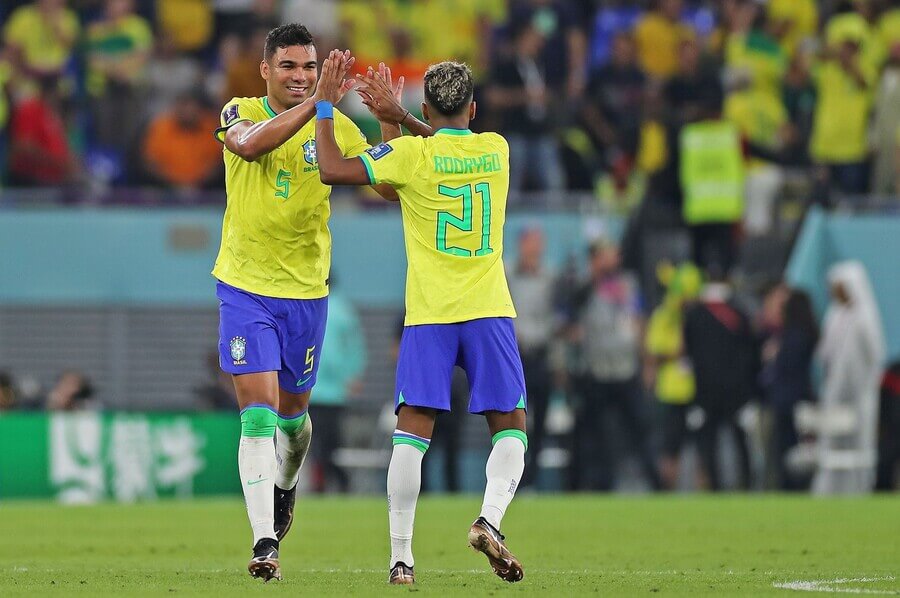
[{"xmin": 813, "ymin": 261, "xmax": 886, "ymax": 494}]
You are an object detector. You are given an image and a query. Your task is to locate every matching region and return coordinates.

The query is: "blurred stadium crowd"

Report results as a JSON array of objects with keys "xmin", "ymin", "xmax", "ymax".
[
  {"xmin": 0, "ymin": 0, "xmax": 898, "ymax": 200},
  {"xmin": 0, "ymin": 0, "xmax": 898, "ymax": 494}
]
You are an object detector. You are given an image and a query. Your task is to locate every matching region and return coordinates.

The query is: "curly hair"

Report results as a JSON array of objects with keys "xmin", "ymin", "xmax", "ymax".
[
  {"xmin": 423, "ymin": 61, "xmax": 474, "ymax": 116},
  {"xmin": 264, "ymin": 23, "xmax": 314, "ymax": 61}
]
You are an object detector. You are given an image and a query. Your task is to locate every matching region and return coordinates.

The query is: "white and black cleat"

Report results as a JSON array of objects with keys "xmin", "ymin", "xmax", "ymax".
[{"xmin": 248, "ymin": 538, "xmax": 282, "ymax": 582}]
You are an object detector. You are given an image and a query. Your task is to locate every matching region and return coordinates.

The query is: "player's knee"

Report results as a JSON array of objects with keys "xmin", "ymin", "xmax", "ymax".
[{"xmin": 240, "ymin": 405, "xmax": 278, "ymax": 438}]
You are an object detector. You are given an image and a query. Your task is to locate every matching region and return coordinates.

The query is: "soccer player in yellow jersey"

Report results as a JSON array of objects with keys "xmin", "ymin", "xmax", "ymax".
[
  {"xmin": 212, "ymin": 24, "xmax": 430, "ymax": 581},
  {"xmin": 315, "ymin": 53, "xmax": 527, "ymax": 585}
]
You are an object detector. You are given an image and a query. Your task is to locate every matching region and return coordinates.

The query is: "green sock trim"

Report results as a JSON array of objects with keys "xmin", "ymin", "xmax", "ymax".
[
  {"xmin": 492, "ymin": 429, "xmax": 528, "ymax": 451},
  {"xmin": 277, "ymin": 412, "xmax": 308, "ymax": 436},
  {"xmin": 240, "ymin": 405, "xmax": 277, "ymax": 438},
  {"xmin": 393, "ymin": 436, "xmax": 430, "ymax": 453}
]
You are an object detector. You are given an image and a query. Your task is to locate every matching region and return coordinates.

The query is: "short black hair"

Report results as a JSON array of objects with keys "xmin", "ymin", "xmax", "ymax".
[
  {"xmin": 423, "ymin": 62, "xmax": 474, "ymax": 116},
  {"xmin": 264, "ymin": 23, "xmax": 314, "ymax": 61}
]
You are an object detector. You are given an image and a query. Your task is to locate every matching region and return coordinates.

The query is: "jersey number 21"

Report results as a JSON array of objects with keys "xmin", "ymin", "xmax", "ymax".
[{"xmin": 436, "ymin": 183, "xmax": 493, "ymax": 257}]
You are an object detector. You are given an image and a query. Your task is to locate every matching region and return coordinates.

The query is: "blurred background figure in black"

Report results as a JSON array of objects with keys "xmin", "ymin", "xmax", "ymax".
[
  {"xmin": 683, "ymin": 267, "xmax": 758, "ymax": 490},
  {"xmin": 567, "ymin": 239, "xmax": 660, "ymax": 491}
]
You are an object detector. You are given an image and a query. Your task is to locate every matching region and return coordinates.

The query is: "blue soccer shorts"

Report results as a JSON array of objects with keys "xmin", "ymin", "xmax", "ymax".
[
  {"xmin": 216, "ymin": 281, "xmax": 327, "ymax": 394},
  {"xmin": 394, "ymin": 317, "xmax": 526, "ymax": 414}
]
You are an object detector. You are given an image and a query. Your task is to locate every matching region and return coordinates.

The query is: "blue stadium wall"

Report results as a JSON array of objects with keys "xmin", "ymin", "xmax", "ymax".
[
  {"xmin": 787, "ymin": 207, "xmax": 900, "ymax": 361},
  {"xmin": 1, "ymin": 207, "xmax": 896, "ymax": 359},
  {"xmin": 0, "ymin": 208, "xmax": 620, "ymax": 307}
]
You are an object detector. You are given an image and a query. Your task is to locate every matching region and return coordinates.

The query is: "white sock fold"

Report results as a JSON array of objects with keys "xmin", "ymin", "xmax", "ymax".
[
  {"xmin": 238, "ymin": 436, "xmax": 277, "ymax": 544},
  {"xmin": 275, "ymin": 416, "xmax": 313, "ymax": 489},
  {"xmin": 387, "ymin": 442, "xmax": 425, "ymax": 568},
  {"xmin": 479, "ymin": 436, "xmax": 526, "ymax": 530}
]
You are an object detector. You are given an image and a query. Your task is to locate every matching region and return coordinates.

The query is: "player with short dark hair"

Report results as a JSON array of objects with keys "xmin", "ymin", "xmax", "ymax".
[
  {"xmin": 314, "ymin": 53, "xmax": 528, "ymax": 585},
  {"xmin": 212, "ymin": 23, "xmax": 428, "ymax": 582}
]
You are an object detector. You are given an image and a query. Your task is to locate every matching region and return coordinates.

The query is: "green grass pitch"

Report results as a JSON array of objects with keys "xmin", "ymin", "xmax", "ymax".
[{"xmin": 0, "ymin": 495, "xmax": 897, "ymax": 596}]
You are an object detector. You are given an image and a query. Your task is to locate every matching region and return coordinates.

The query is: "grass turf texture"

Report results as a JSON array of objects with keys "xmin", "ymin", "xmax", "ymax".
[{"xmin": 0, "ymin": 496, "xmax": 897, "ymax": 596}]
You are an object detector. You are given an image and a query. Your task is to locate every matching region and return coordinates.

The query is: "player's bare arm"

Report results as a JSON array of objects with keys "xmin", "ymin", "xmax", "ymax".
[
  {"xmin": 315, "ymin": 50, "xmax": 374, "ymax": 187},
  {"xmin": 224, "ymin": 48, "xmax": 356, "ymax": 162},
  {"xmin": 314, "ymin": 51, "xmax": 399, "ymax": 201},
  {"xmin": 357, "ymin": 67, "xmax": 434, "ymax": 138}
]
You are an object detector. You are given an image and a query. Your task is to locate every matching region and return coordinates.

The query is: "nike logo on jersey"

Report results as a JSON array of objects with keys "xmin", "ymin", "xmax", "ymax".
[{"xmin": 295, "ymin": 375, "xmax": 313, "ymax": 387}]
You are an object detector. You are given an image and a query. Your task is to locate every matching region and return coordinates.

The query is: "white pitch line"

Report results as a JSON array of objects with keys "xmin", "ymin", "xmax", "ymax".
[{"xmin": 774, "ymin": 576, "xmax": 898, "ymax": 595}]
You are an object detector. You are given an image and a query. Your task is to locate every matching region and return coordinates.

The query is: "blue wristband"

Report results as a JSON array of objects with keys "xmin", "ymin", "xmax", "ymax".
[{"xmin": 315, "ymin": 100, "xmax": 334, "ymax": 120}]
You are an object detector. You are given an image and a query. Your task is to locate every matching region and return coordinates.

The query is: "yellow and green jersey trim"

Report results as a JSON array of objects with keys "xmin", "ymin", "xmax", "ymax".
[
  {"xmin": 213, "ymin": 96, "xmax": 279, "ymax": 143},
  {"xmin": 358, "ymin": 129, "xmax": 474, "ymax": 185},
  {"xmin": 359, "ymin": 154, "xmax": 376, "ymax": 185}
]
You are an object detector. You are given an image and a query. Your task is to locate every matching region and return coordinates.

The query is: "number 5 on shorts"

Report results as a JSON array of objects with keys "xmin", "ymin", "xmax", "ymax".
[{"xmin": 303, "ymin": 346, "xmax": 316, "ymax": 375}]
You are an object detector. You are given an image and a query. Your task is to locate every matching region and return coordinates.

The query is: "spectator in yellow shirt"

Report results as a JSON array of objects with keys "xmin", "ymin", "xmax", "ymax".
[
  {"xmin": 725, "ymin": 2, "xmax": 787, "ymax": 95},
  {"xmin": 156, "ymin": 0, "xmax": 213, "ymax": 54},
  {"xmin": 767, "ymin": 0, "xmax": 818, "ymax": 57},
  {"xmin": 86, "ymin": 0, "xmax": 153, "ymax": 151},
  {"xmin": 337, "ymin": 0, "xmax": 395, "ymax": 68},
  {"xmin": 2, "ymin": 0, "xmax": 80, "ymax": 96},
  {"xmin": 810, "ymin": 13, "xmax": 876, "ymax": 195},
  {"xmin": 634, "ymin": 0, "xmax": 693, "ymax": 80}
]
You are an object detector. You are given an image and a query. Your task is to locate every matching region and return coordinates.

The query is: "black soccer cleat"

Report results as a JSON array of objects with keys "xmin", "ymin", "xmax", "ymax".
[
  {"xmin": 274, "ymin": 484, "xmax": 297, "ymax": 541},
  {"xmin": 248, "ymin": 538, "xmax": 281, "ymax": 582},
  {"xmin": 388, "ymin": 561, "xmax": 415, "ymax": 585},
  {"xmin": 468, "ymin": 517, "xmax": 524, "ymax": 583}
]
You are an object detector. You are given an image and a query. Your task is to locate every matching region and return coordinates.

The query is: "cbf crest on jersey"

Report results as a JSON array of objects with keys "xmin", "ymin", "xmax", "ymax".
[
  {"xmin": 230, "ymin": 336, "xmax": 247, "ymax": 365},
  {"xmin": 303, "ymin": 139, "xmax": 317, "ymax": 165}
]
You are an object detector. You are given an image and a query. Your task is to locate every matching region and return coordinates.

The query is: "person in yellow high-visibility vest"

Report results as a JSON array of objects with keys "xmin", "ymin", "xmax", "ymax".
[{"xmin": 679, "ymin": 108, "xmax": 745, "ymax": 272}]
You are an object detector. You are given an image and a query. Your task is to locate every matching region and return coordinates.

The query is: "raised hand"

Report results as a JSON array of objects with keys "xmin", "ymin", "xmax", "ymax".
[
  {"xmin": 356, "ymin": 62, "xmax": 408, "ymax": 125},
  {"xmin": 315, "ymin": 49, "xmax": 357, "ymax": 105}
]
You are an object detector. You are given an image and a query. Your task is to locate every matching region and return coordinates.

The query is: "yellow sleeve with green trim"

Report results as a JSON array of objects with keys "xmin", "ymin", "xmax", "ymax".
[
  {"xmin": 357, "ymin": 136, "xmax": 424, "ymax": 188},
  {"xmin": 334, "ymin": 110, "xmax": 371, "ymax": 158},
  {"xmin": 214, "ymin": 97, "xmax": 261, "ymax": 143}
]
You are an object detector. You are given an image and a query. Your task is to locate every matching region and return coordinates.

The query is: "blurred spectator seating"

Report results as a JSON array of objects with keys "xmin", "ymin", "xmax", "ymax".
[
  {"xmin": 140, "ymin": 92, "xmax": 223, "ymax": 191},
  {"xmin": 487, "ymin": 21, "xmax": 564, "ymax": 196},
  {"xmin": 156, "ymin": 0, "xmax": 214, "ymax": 55},
  {"xmin": 2, "ymin": 0, "xmax": 80, "ymax": 98},
  {"xmin": 85, "ymin": 0, "xmax": 153, "ymax": 152},
  {"xmin": 7, "ymin": 77, "xmax": 77, "ymax": 187}
]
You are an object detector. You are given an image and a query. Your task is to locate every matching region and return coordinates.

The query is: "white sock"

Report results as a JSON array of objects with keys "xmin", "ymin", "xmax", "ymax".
[
  {"xmin": 275, "ymin": 415, "xmax": 313, "ymax": 489},
  {"xmin": 239, "ymin": 436, "xmax": 277, "ymax": 544},
  {"xmin": 479, "ymin": 436, "xmax": 526, "ymax": 530},
  {"xmin": 387, "ymin": 437, "xmax": 427, "ymax": 568}
]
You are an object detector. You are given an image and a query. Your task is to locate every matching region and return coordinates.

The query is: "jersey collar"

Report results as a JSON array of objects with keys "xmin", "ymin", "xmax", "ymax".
[
  {"xmin": 434, "ymin": 128, "xmax": 473, "ymax": 136},
  {"xmin": 262, "ymin": 97, "xmax": 278, "ymax": 118}
]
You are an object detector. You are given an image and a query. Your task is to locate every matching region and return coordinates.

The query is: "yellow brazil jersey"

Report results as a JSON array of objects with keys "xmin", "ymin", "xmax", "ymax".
[
  {"xmin": 213, "ymin": 96, "xmax": 369, "ymax": 299},
  {"xmin": 359, "ymin": 128, "xmax": 516, "ymax": 326}
]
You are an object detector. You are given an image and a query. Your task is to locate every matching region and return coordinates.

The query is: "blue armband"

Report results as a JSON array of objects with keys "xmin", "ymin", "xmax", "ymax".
[{"xmin": 315, "ymin": 100, "xmax": 334, "ymax": 120}]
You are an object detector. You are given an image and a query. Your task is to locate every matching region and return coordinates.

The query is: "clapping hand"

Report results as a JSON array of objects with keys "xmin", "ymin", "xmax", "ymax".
[
  {"xmin": 356, "ymin": 62, "xmax": 408, "ymax": 125},
  {"xmin": 315, "ymin": 49, "xmax": 357, "ymax": 104}
]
